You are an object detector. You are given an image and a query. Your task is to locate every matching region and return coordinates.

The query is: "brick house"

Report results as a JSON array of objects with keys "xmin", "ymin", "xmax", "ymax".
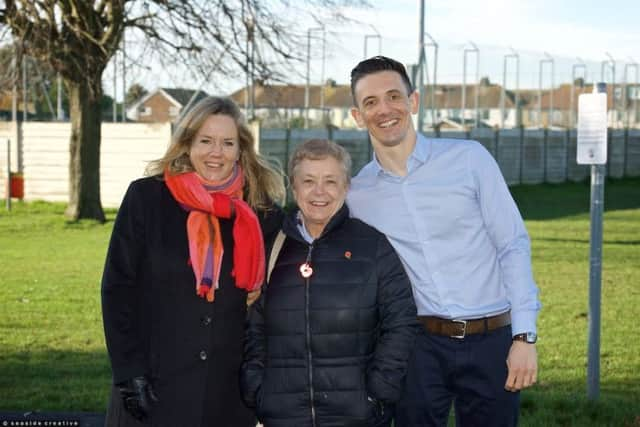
[
  {"xmin": 0, "ymin": 91, "xmax": 36, "ymax": 120},
  {"xmin": 229, "ymin": 82, "xmax": 356, "ymax": 128},
  {"xmin": 229, "ymin": 80, "xmax": 525, "ymax": 129},
  {"xmin": 126, "ymin": 88, "xmax": 208, "ymax": 123}
]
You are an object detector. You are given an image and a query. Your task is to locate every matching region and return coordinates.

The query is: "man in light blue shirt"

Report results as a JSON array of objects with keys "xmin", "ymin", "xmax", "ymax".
[{"xmin": 346, "ymin": 56, "xmax": 541, "ymax": 427}]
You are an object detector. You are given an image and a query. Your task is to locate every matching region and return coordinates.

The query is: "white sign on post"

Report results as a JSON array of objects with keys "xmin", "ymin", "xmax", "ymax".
[{"xmin": 577, "ymin": 92, "xmax": 608, "ymax": 165}]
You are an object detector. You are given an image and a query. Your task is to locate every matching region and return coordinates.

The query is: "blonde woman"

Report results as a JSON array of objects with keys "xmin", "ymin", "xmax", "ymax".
[{"xmin": 102, "ymin": 96, "xmax": 285, "ymax": 426}]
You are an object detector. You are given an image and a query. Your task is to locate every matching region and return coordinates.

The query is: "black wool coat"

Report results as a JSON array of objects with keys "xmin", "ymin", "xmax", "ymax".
[
  {"xmin": 101, "ymin": 176, "xmax": 283, "ymax": 427},
  {"xmin": 241, "ymin": 204, "xmax": 419, "ymax": 427}
]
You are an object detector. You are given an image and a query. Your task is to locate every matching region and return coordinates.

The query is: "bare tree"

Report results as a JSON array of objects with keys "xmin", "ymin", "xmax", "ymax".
[
  {"xmin": 0, "ymin": 0, "xmax": 367, "ymax": 221},
  {"xmin": 125, "ymin": 82, "xmax": 147, "ymax": 106}
]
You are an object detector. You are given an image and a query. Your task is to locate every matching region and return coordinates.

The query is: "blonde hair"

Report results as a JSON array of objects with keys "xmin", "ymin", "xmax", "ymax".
[
  {"xmin": 146, "ymin": 96, "xmax": 285, "ymax": 209},
  {"xmin": 288, "ymin": 139, "xmax": 352, "ymax": 186}
]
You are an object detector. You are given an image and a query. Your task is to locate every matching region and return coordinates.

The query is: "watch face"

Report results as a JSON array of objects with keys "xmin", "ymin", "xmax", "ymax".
[{"xmin": 514, "ymin": 332, "xmax": 538, "ymax": 343}]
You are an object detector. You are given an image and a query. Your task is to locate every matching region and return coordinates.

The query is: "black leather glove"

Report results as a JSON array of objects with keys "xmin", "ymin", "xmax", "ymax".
[{"xmin": 117, "ymin": 375, "xmax": 159, "ymax": 422}]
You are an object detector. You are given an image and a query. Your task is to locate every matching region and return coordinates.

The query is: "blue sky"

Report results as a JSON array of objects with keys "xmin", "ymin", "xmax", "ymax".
[
  {"xmin": 105, "ymin": 0, "xmax": 640, "ymax": 99},
  {"xmin": 378, "ymin": 0, "xmax": 639, "ymax": 59},
  {"xmin": 328, "ymin": 0, "xmax": 640, "ymax": 87}
]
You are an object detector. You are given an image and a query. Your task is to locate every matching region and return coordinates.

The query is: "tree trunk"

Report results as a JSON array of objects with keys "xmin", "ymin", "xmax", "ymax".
[{"xmin": 64, "ymin": 78, "xmax": 105, "ymax": 222}]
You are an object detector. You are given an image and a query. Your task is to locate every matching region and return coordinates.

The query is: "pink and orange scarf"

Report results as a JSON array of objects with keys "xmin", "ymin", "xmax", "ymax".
[{"xmin": 164, "ymin": 166, "xmax": 265, "ymax": 302}]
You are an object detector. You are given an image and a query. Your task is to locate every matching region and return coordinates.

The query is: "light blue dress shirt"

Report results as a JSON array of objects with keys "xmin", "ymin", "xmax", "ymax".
[{"xmin": 346, "ymin": 133, "xmax": 541, "ymax": 335}]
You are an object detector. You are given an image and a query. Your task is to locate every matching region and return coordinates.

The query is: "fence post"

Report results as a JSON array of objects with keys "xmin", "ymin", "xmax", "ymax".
[
  {"xmin": 623, "ymin": 127, "xmax": 629, "ymax": 177},
  {"xmin": 543, "ymin": 128, "xmax": 548, "ymax": 183},
  {"xmin": 284, "ymin": 127, "xmax": 291, "ymax": 171},
  {"xmin": 327, "ymin": 124, "xmax": 334, "ymax": 141},
  {"xmin": 284, "ymin": 128, "xmax": 292, "ymax": 205},
  {"xmin": 565, "ymin": 129, "xmax": 570, "ymax": 182},
  {"xmin": 606, "ymin": 127, "xmax": 612, "ymax": 177},
  {"xmin": 519, "ymin": 126, "xmax": 524, "ymax": 184}
]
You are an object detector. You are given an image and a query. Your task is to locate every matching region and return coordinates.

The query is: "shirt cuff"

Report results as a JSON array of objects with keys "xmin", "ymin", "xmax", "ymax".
[{"xmin": 510, "ymin": 309, "xmax": 538, "ymax": 336}]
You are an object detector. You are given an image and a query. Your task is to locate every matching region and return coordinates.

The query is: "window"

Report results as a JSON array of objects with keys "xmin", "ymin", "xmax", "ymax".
[
  {"xmin": 169, "ymin": 106, "xmax": 180, "ymax": 117},
  {"xmin": 614, "ymin": 87, "xmax": 623, "ymax": 100},
  {"xmin": 138, "ymin": 106, "xmax": 152, "ymax": 116}
]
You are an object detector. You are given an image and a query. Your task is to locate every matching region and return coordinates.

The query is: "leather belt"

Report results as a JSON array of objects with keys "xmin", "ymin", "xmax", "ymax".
[{"xmin": 418, "ymin": 312, "xmax": 511, "ymax": 339}]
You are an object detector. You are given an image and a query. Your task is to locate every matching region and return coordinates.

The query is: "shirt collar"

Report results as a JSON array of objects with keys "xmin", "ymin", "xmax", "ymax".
[
  {"xmin": 296, "ymin": 211, "xmax": 315, "ymax": 244},
  {"xmin": 370, "ymin": 132, "xmax": 432, "ymax": 177},
  {"xmin": 285, "ymin": 204, "xmax": 351, "ymax": 244}
]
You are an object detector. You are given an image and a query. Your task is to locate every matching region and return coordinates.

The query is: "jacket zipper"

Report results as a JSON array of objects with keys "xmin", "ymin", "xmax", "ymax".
[{"xmin": 304, "ymin": 243, "xmax": 317, "ymax": 427}]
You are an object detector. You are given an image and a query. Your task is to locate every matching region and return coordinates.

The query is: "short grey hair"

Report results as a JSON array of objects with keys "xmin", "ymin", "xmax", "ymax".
[{"xmin": 288, "ymin": 139, "xmax": 352, "ymax": 185}]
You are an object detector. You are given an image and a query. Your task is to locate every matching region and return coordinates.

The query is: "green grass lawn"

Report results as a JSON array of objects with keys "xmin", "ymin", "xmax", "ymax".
[
  {"xmin": 0, "ymin": 201, "xmax": 115, "ymax": 411},
  {"xmin": 1, "ymin": 178, "xmax": 639, "ymax": 426},
  {"xmin": 510, "ymin": 178, "xmax": 640, "ymax": 426}
]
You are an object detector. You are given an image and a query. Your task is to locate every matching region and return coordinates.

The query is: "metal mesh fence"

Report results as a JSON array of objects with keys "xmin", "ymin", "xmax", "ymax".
[{"xmin": 260, "ymin": 128, "xmax": 639, "ymax": 196}]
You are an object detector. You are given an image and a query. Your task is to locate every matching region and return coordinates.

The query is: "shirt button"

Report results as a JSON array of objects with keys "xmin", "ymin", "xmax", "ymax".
[
  {"xmin": 202, "ymin": 316, "xmax": 212, "ymax": 326},
  {"xmin": 199, "ymin": 350, "xmax": 207, "ymax": 361}
]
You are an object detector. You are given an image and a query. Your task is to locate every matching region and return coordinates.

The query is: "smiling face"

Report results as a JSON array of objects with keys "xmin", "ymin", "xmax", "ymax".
[
  {"xmin": 351, "ymin": 70, "xmax": 419, "ymax": 150},
  {"xmin": 189, "ymin": 114, "xmax": 240, "ymax": 182},
  {"xmin": 292, "ymin": 156, "xmax": 349, "ymax": 238}
]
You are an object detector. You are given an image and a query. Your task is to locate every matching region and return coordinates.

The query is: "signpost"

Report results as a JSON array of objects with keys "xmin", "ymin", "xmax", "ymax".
[{"xmin": 577, "ymin": 82, "xmax": 607, "ymax": 400}]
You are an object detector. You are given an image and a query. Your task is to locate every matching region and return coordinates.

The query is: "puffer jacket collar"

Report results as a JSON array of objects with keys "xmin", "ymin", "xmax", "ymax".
[{"xmin": 282, "ymin": 203, "xmax": 350, "ymax": 244}]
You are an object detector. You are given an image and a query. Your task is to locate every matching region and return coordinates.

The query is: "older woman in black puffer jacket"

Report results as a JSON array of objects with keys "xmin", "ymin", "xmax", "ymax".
[{"xmin": 241, "ymin": 139, "xmax": 419, "ymax": 427}]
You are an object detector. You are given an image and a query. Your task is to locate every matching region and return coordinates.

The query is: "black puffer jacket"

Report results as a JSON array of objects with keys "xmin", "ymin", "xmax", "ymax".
[{"xmin": 242, "ymin": 204, "xmax": 419, "ymax": 427}]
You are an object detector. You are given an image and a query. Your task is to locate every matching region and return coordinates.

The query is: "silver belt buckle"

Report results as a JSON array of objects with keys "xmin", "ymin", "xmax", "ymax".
[{"xmin": 451, "ymin": 319, "xmax": 467, "ymax": 339}]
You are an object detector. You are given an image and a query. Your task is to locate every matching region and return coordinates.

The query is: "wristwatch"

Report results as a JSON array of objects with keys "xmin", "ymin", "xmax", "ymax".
[{"xmin": 513, "ymin": 332, "xmax": 537, "ymax": 344}]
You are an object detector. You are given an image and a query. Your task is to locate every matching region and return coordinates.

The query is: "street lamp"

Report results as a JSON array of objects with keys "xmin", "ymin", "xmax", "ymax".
[
  {"xmin": 624, "ymin": 59, "xmax": 638, "ymax": 129},
  {"xmin": 112, "ymin": 53, "xmax": 118, "ymax": 122},
  {"xmin": 364, "ymin": 25, "xmax": 381, "ymax": 58},
  {"xmin": 538, "ymin": 52, "xmax": 554, "ymax": 128},
  {"xmin": 462, "ymin": 41, "xmax": 479, "ymax": 128},
  {"xmin": 245, "ymin": 16, "xmax": 256, "ymax": 120},
  {"xmin": 601, "ymin": 52, "xmax": 616, "ymax": 127},
  {"xmin": 416, "ymin": 32, "xmax": 438, "ymax": 130},
  {"xmin": 570, "ymin": 58, "xmax": 587, "ymax": 128},
  {"xmin": 305, "ymin": 26, "xmax": 324, "ymax": 129},
  {"xmin": 11, "ymin": 44, "xmax": 17, "ymax": 122},
  {"xmin": 320, "ymin": 28, "xmax": 326, "ymax": 120},
  {"xmin": 22, "ymin": 53, "xmax": 28, "ymax": 122},
  {"xmin": 121, "ymin": 29, "xmax": 126, "ymax": 122},
  {"xmin": 500, "ymin": 47, "xmax": 519, "ymax": 129}
]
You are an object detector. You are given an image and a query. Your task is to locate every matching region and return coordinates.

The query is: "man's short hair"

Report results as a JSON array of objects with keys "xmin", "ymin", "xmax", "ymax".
[{"xmin": 350, "ymin": 56, "xmax": 414, "ymax": 105}]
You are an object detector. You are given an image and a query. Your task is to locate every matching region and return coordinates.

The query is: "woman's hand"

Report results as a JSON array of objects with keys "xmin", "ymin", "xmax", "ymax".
[
  {"xmin": 247, "ymin": 288, "xmax": 261, "ymax": 306},
  {"xmin": 117, "ymin": 375, "xmax": 159, "ymax": 421}
]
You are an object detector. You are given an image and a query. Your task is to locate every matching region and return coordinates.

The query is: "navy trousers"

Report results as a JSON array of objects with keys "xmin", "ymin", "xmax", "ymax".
[{"xmin": 395, "ymin": 325, "xmax": 519, "ymax": 427}]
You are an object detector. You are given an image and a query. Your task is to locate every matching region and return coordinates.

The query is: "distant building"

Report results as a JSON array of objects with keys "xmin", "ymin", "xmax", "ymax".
[
  {"xmin": 534, "ymin": 83, "xmax": 640, "ymax": 129},
  {"xmin": 422, "ymin": 79, "xmax": 522, "ymax": 129},
  {"xmin": 229, "ymin": 82, "xmax": 356, "ymax": 128},
  {"xmin": 230, "ymin": 81, "xmax": 640, "ymax": 130},
  {"xmin": 230, "ymin": 80, "xmax": 523, "ymax": 129},
  {"xmin": 126, "ymin": 88, "xmax": 208, "ymax": 123},
  {"xmin": 0, "ymin": 91, "xmax": 36, "ymax": 121}
]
